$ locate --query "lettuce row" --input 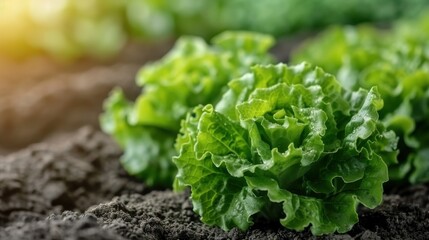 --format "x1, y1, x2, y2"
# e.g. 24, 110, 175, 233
130, 0, 429, 38
174, 63, 397, 235
292, 20, 429, 183
101, 31, 274, 187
